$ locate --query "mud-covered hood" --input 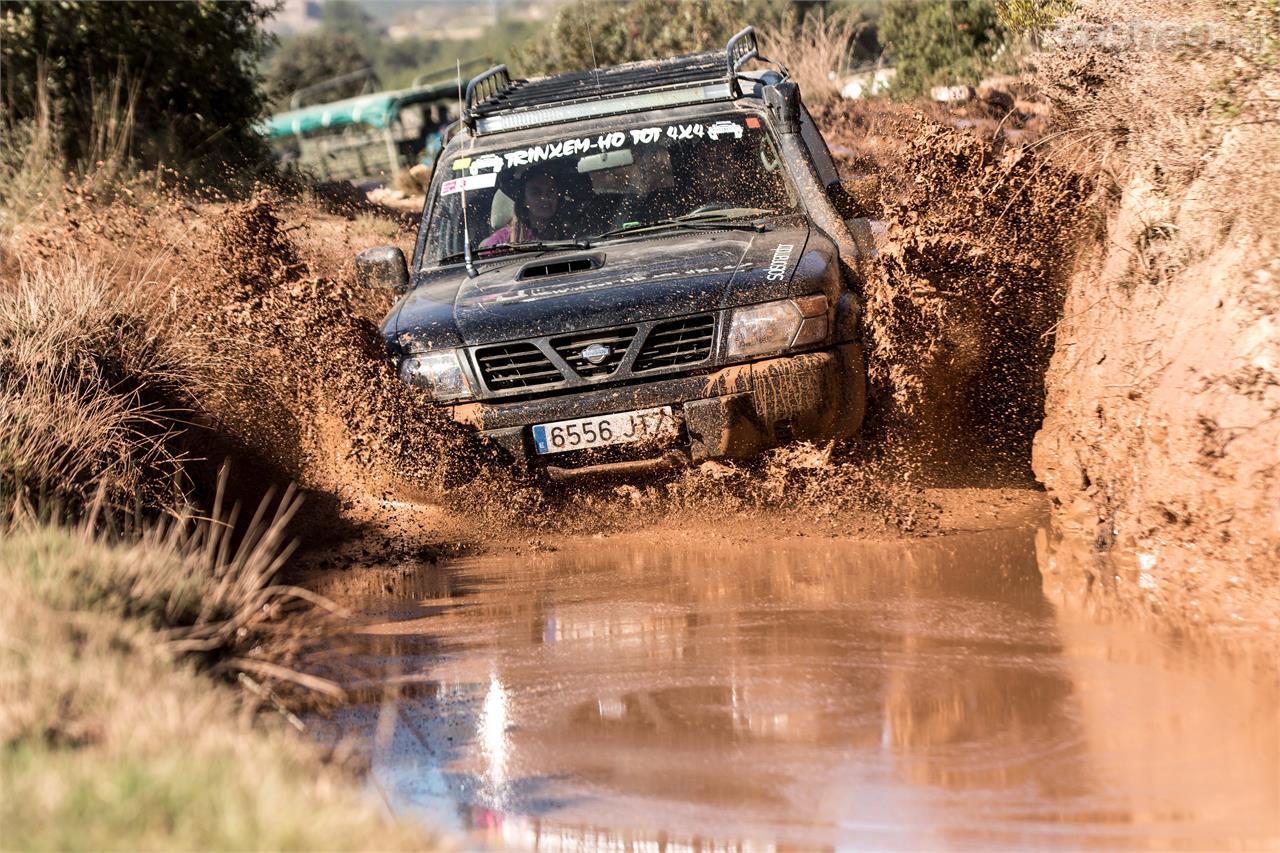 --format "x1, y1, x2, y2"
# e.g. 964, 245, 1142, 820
388, 226, 814, 350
